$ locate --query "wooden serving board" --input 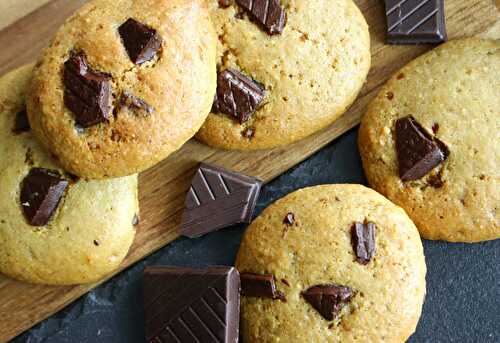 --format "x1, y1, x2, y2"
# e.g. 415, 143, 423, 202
0, 0, 498, 341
